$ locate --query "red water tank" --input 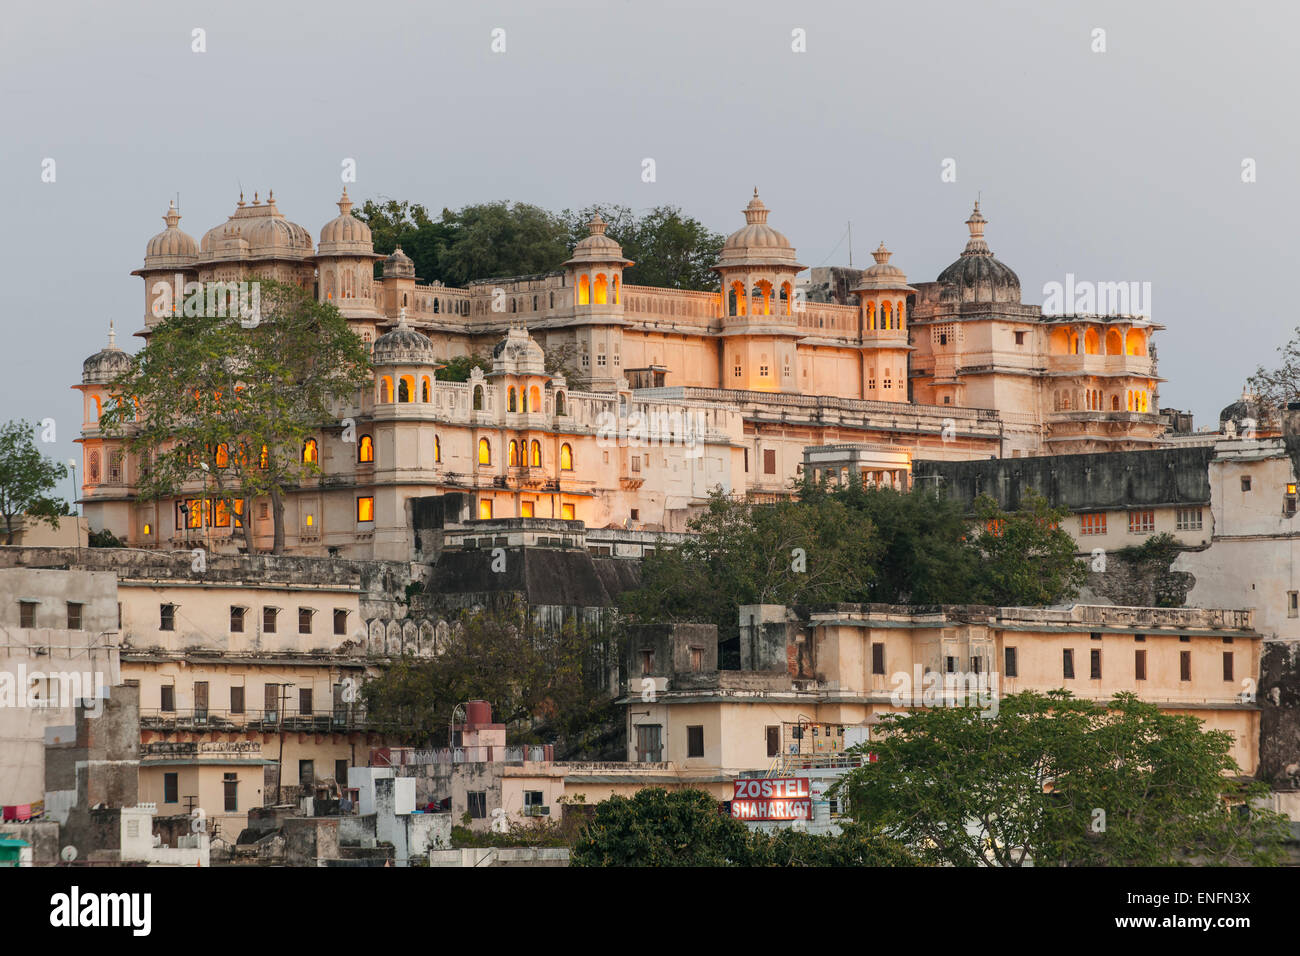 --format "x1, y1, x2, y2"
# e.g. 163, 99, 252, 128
466, 700, 492, 727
